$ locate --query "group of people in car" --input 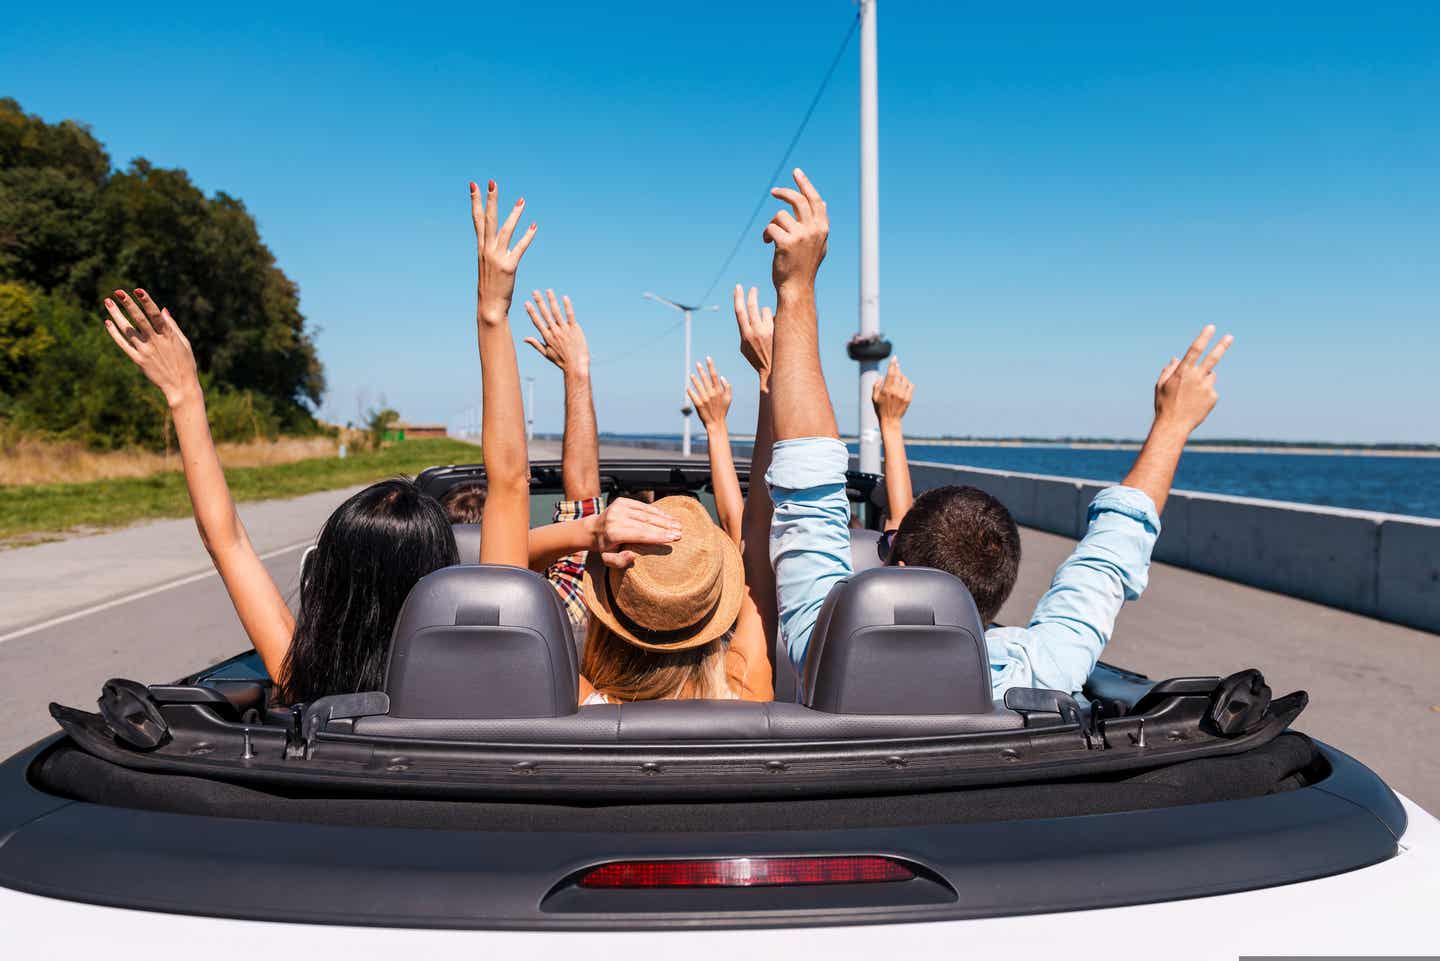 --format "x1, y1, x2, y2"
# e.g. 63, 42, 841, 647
101, 169, 1232, 709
